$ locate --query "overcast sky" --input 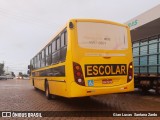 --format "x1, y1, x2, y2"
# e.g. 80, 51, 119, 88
0, 0, 160, 75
